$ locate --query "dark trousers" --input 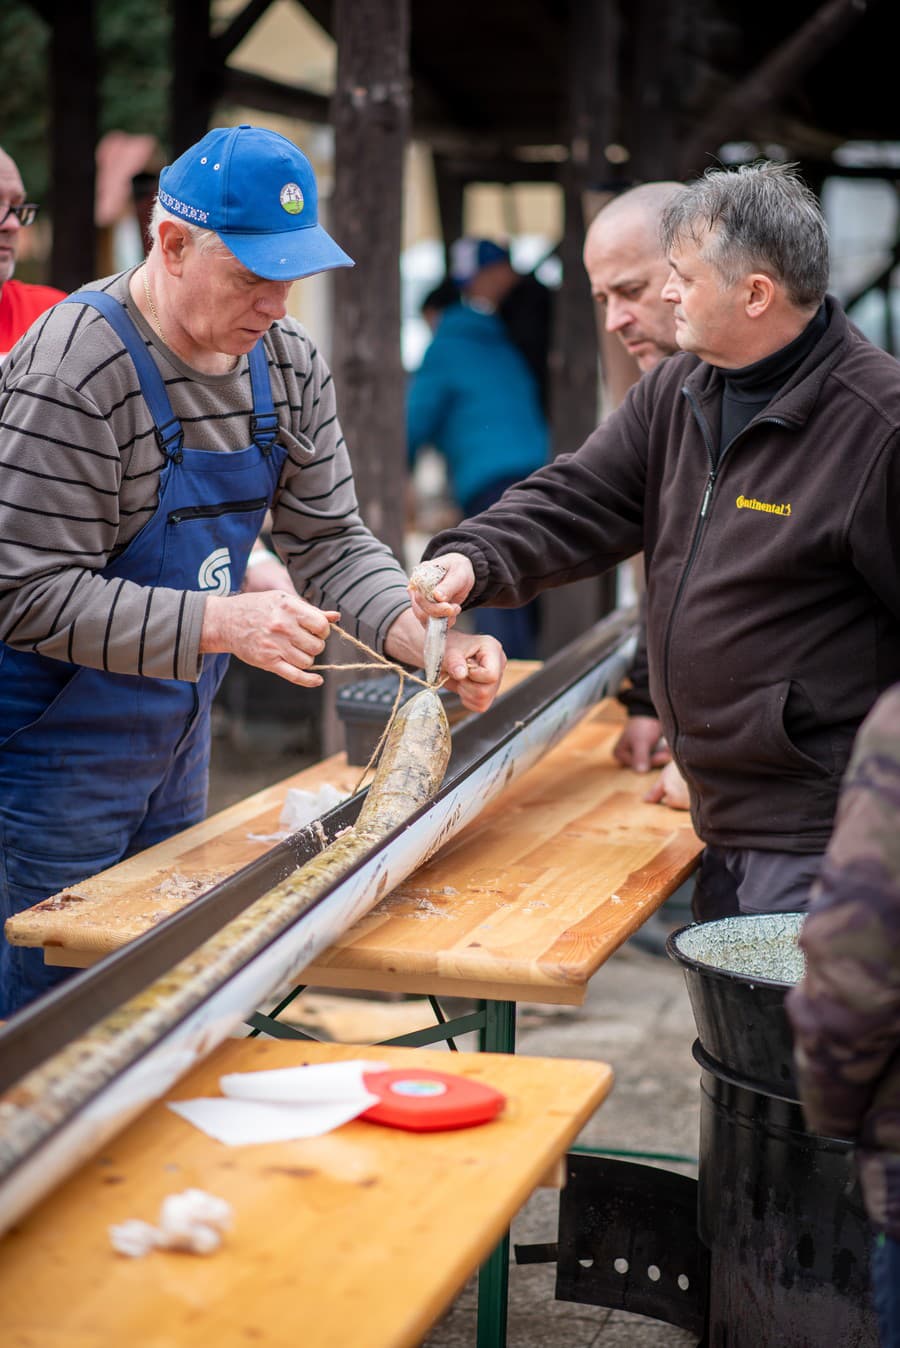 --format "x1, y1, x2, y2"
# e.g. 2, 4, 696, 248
691, 845, 824, 922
